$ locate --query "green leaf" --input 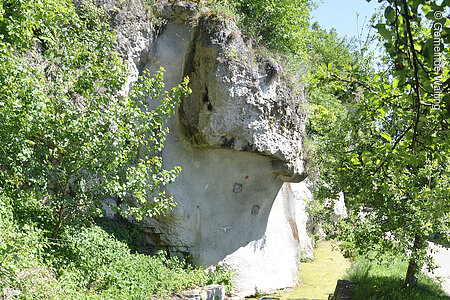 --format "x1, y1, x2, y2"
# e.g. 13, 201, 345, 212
421, 4, 432, 15
375, 24, 391, 40
422, 38, 433, 62
384, 7, 395, 23
381, 133, 392, 142
392, 78, 399, 88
